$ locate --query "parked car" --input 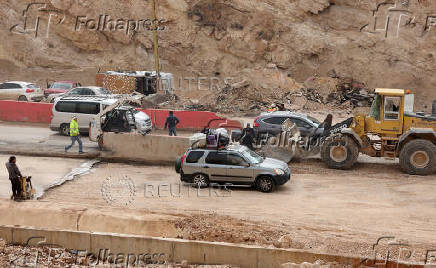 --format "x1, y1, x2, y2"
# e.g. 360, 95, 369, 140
175, 145, 291, 192
254, 111, 322, 137
44, 81, 81, 97
47, 86, 111, 103
0, 81, 44, 102
50, 96, 151, 136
